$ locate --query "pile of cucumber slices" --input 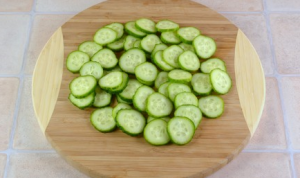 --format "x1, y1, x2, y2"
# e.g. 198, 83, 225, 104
67, 18, 232, 146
